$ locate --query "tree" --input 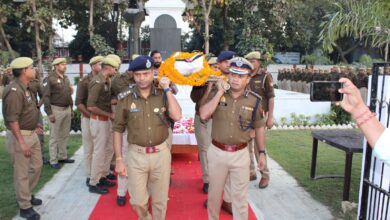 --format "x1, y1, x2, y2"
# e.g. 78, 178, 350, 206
319, 0, 390, 62
0, 4, 16, 59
